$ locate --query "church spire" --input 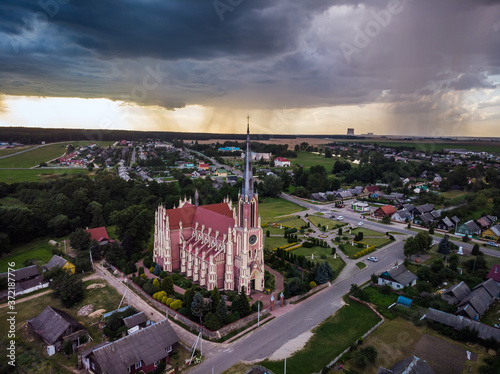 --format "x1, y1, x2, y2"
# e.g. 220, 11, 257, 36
194, 189, 199, 207
242, 116, 254, 198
